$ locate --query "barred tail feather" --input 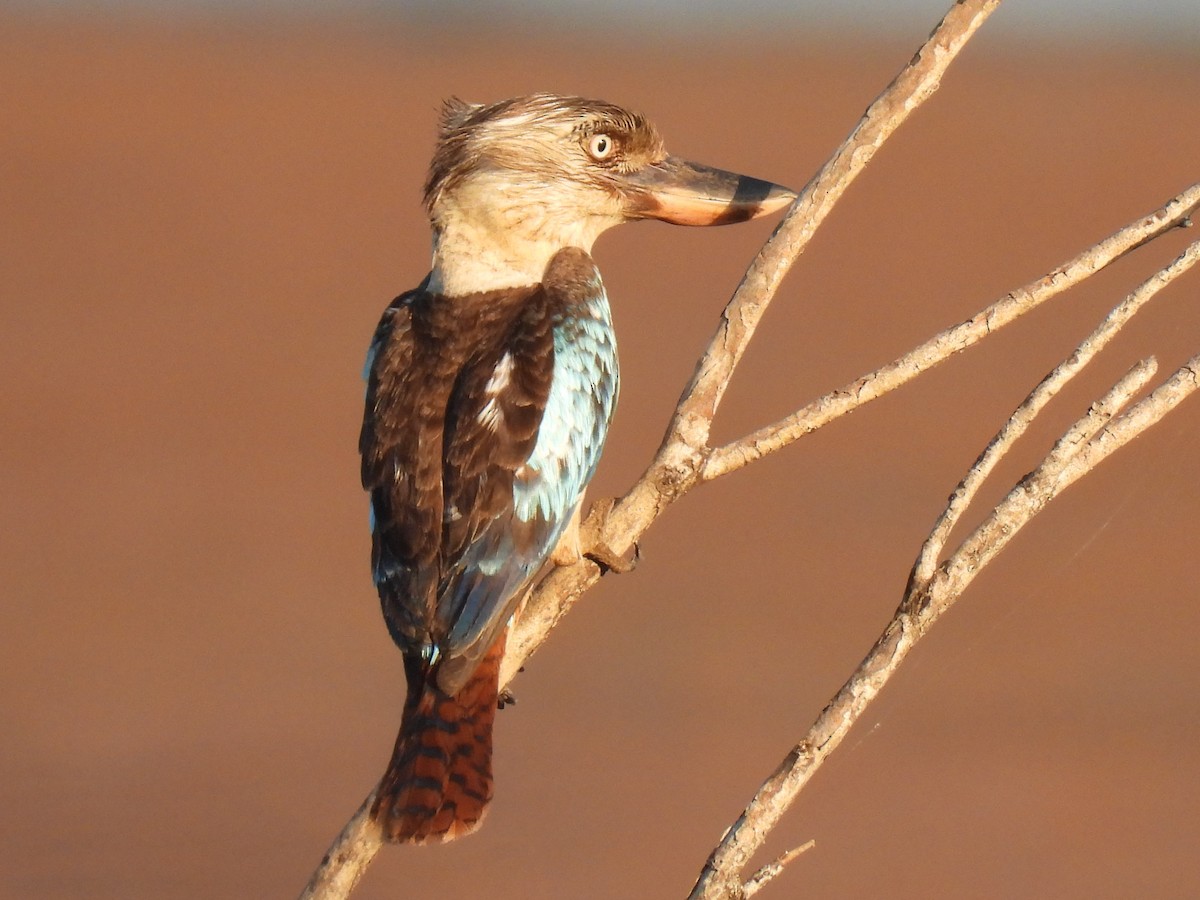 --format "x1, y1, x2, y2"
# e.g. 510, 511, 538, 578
371, 632, 505, 843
